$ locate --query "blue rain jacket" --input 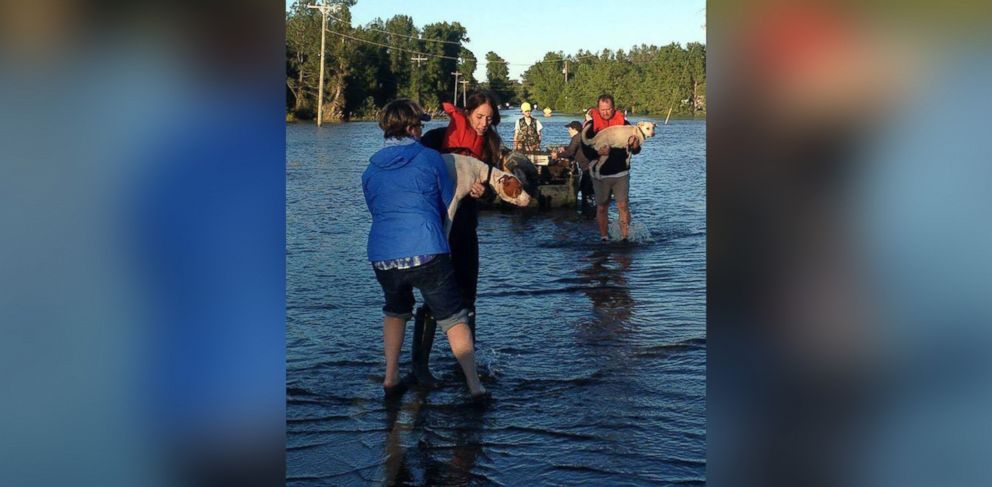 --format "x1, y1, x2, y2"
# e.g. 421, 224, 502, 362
362, 141, 454, 262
